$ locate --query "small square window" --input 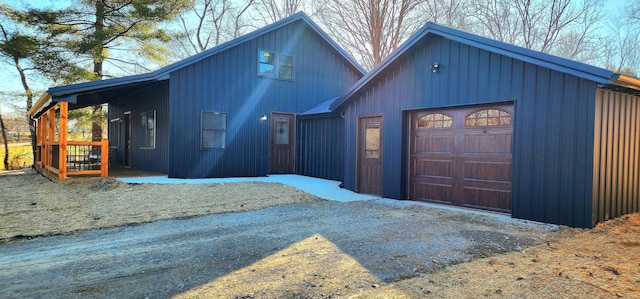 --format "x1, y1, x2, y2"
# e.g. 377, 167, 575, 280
258, 50, 294, 81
